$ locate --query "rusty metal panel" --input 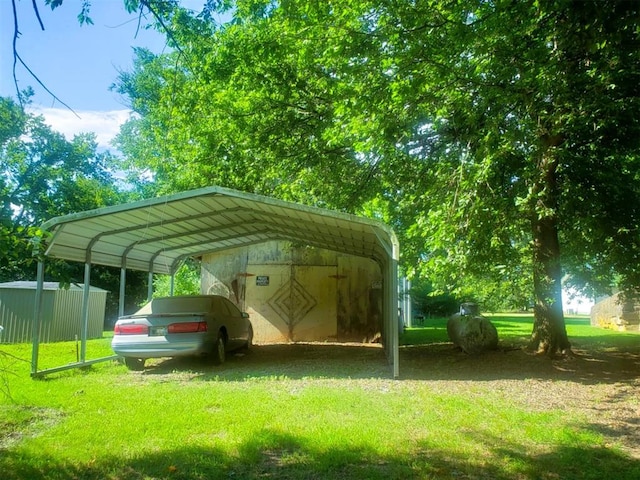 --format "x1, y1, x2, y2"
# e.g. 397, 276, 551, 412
202, 242, 340, 344
203, 243, 390, 344
245, 264, 339, 343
